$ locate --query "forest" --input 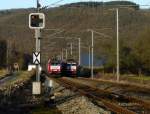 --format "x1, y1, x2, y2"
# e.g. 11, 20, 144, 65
0, 1, 150, 75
